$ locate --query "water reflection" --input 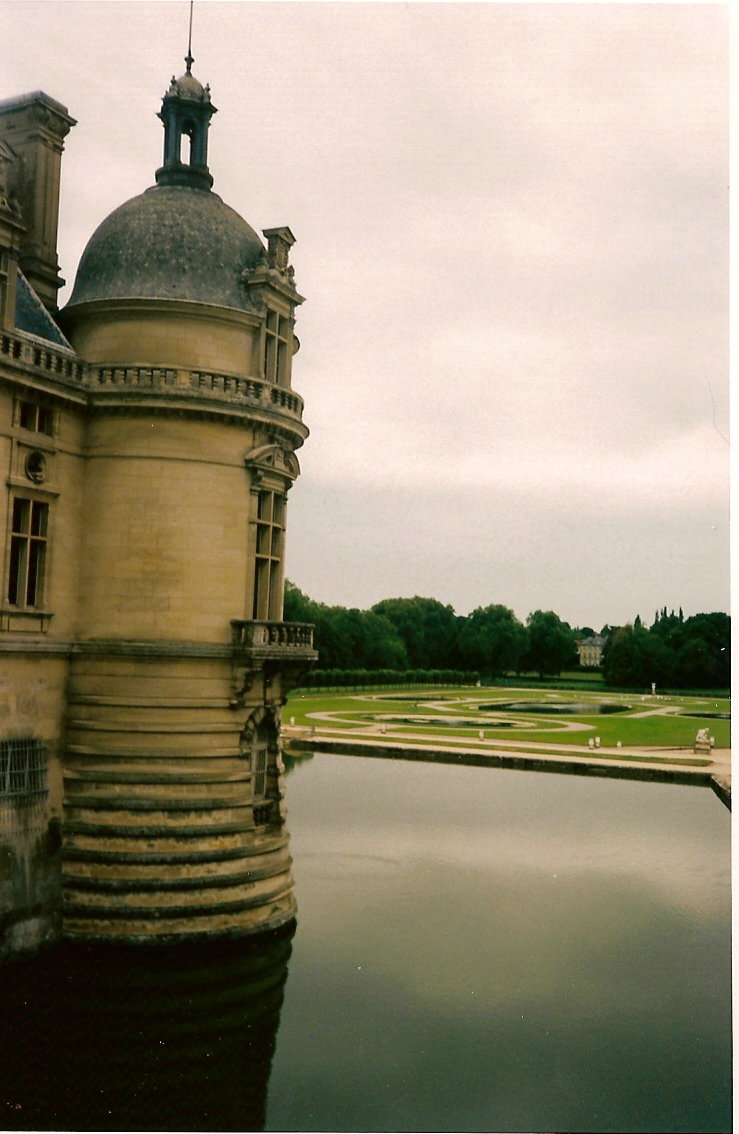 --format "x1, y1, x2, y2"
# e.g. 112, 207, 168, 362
268, 755, 731, 1134
0, 924, 294, 1131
